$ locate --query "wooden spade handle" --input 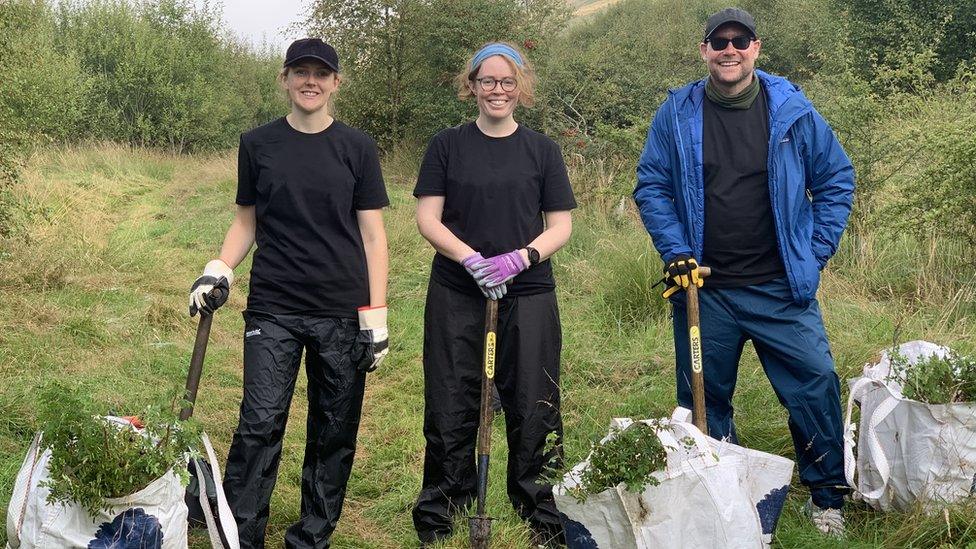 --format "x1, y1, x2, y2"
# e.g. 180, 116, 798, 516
475, 299, 499, 517
180, 288, 225, 421
686, 266, 710, 434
